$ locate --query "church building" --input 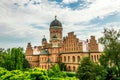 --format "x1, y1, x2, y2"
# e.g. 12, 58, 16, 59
25, 16, 101, 71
